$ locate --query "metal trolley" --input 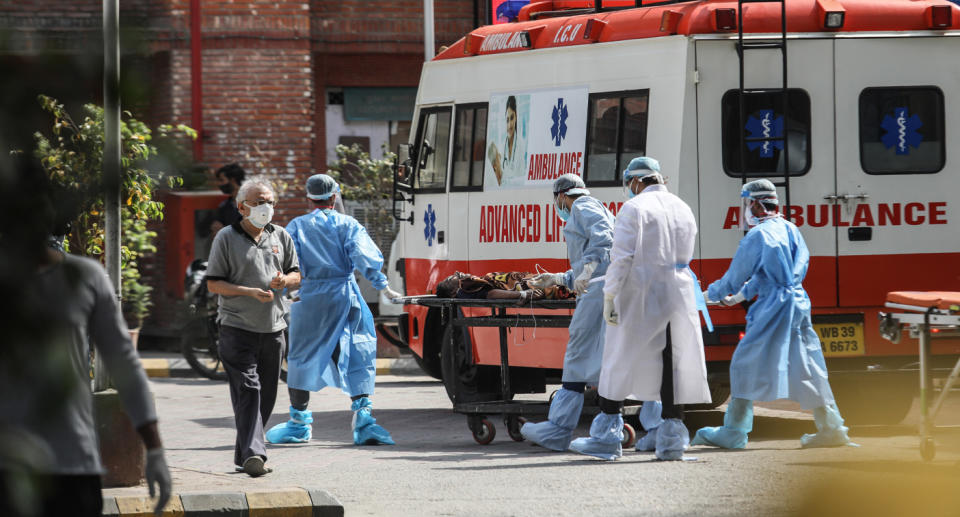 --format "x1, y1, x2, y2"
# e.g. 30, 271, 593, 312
402, 296, 638, 446
879, 291, 960, 460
